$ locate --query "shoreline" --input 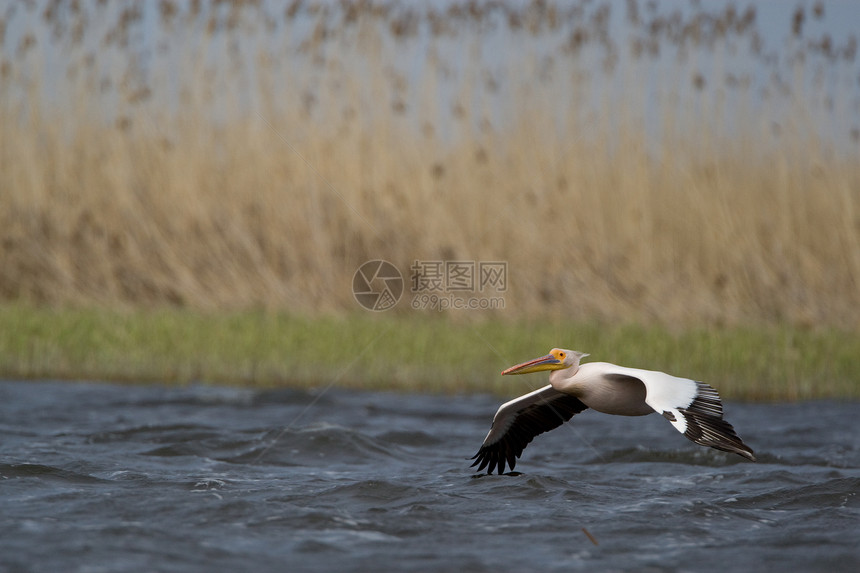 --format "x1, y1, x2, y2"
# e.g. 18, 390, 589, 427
2, 305, 857, 401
